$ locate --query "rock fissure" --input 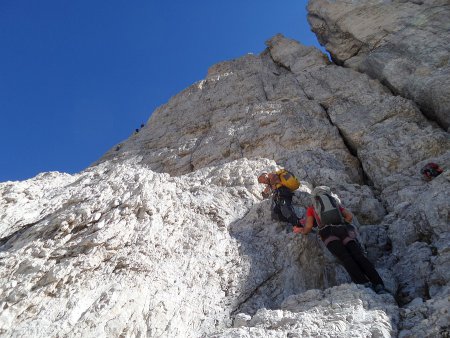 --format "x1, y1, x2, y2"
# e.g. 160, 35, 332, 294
231, 268, 282, 316
188, 117, 213, 172
318, 102, 379, 192
0, 222, 38, 251
308, 0, 450, 130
